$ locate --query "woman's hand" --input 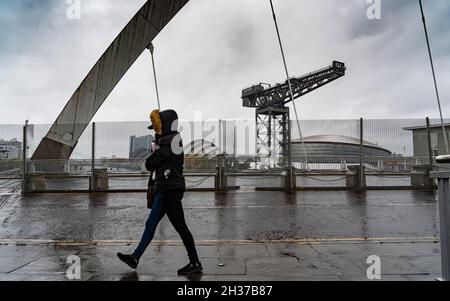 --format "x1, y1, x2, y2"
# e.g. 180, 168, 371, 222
151, 141, 160, 153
